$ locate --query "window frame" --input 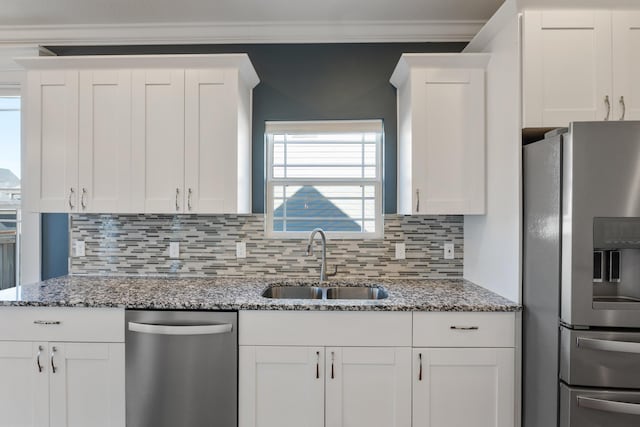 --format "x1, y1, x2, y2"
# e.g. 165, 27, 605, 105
264, 120, 384, 240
